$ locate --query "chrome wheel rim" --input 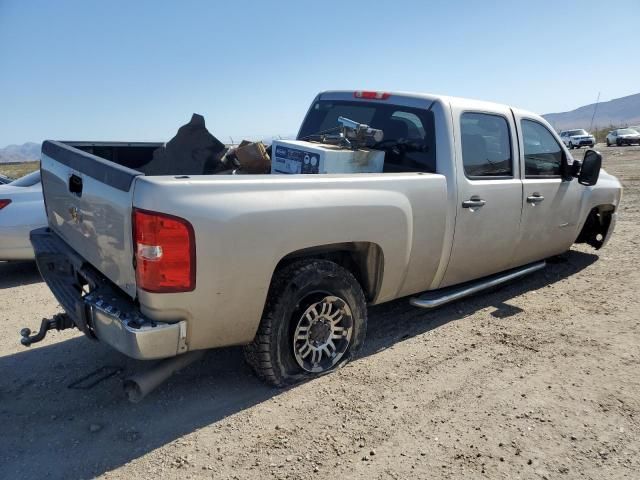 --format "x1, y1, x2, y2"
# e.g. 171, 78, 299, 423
292, 295, 354, 373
